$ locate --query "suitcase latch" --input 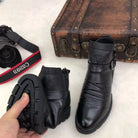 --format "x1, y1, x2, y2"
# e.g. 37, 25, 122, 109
59, 39, 69, 54
81, 42, 89, 53
116, 44, 126, 52
125, 38, 138, 58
